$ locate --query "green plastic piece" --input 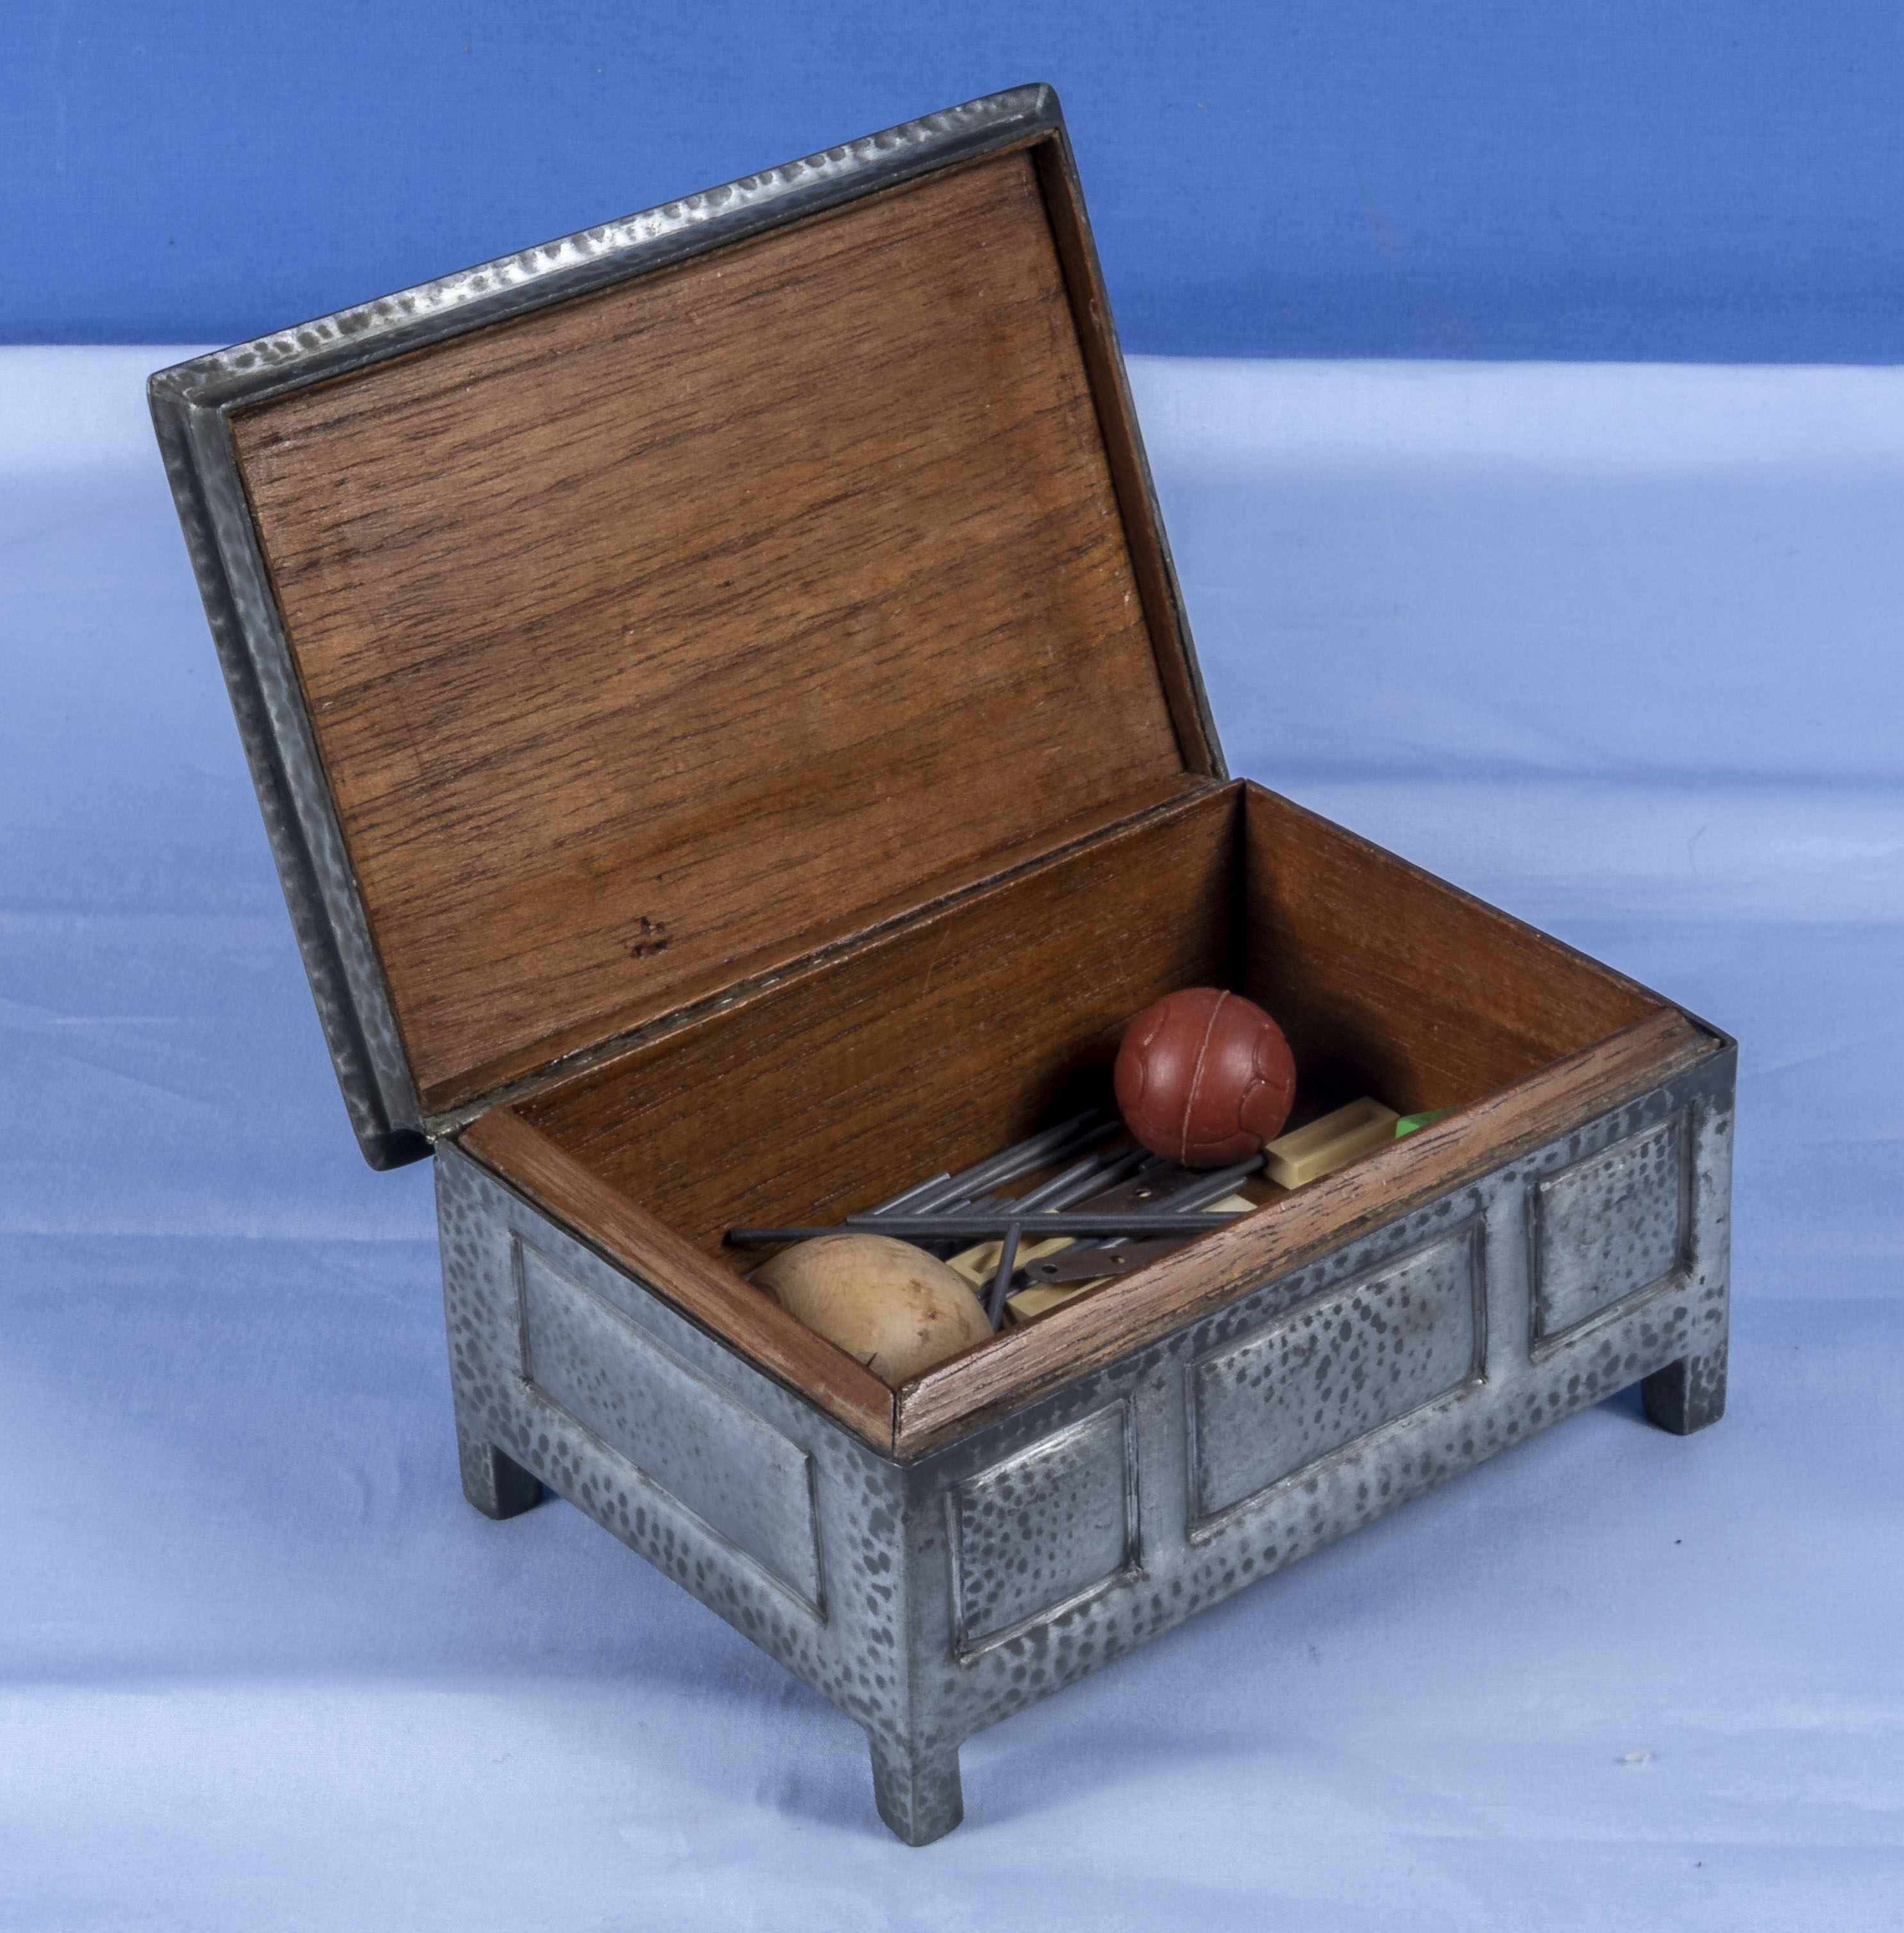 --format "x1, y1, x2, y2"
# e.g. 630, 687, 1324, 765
1394, 1108, 1455, 1139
